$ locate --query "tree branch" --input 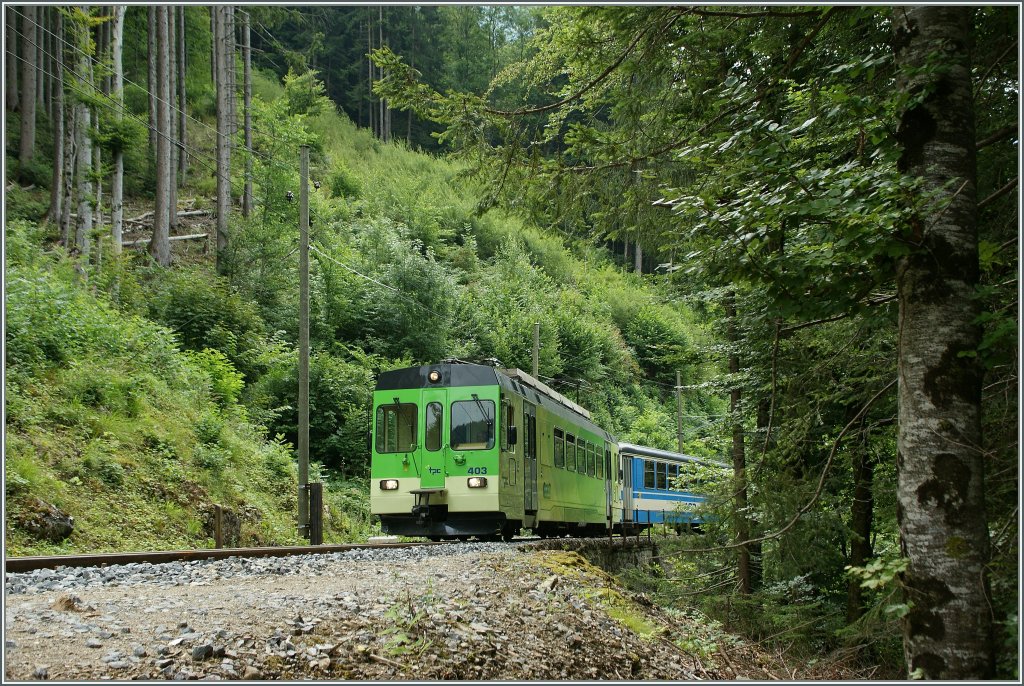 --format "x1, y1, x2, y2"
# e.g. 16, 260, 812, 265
975, 39, 1018, 96
976, 123, 1017, 150
654, 378, 897, 558
483, 9, 677, 117
690, 8, 825, 19
978, 176, 1018, 210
